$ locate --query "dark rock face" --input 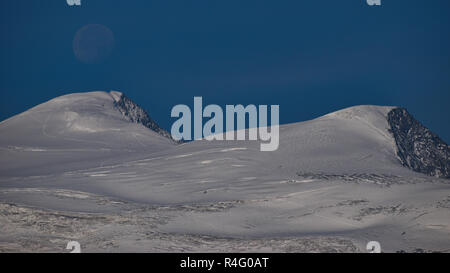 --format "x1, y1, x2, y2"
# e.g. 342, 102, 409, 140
387, 108, 450, 178
113, 93, 173, 140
